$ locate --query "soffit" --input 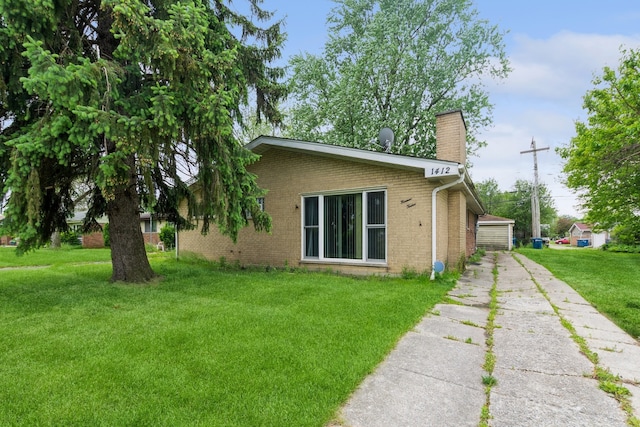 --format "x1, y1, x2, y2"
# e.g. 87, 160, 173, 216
247, 136, 461, 181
